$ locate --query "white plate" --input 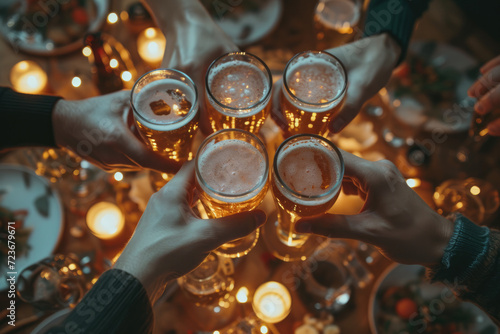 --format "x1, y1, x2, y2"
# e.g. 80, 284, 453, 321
213, 0, 282, 46
0, 0, 109, 56
0, 164, 64, 290
369, 263, 498, 334
388, 41, 478, 133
